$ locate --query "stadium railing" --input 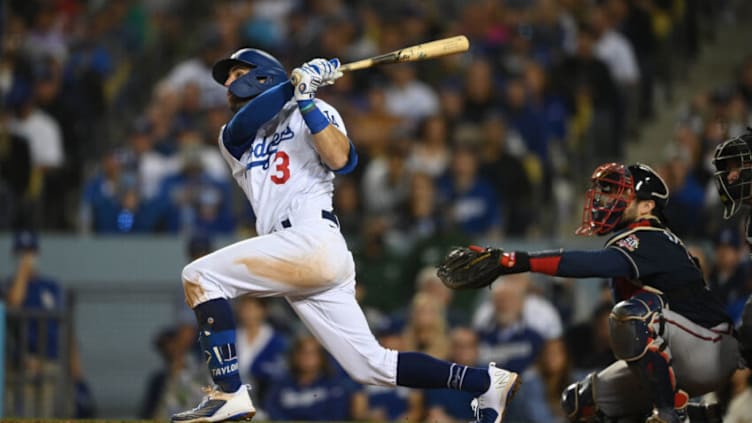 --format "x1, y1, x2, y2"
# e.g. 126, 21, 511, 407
1, 297, 74, 418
